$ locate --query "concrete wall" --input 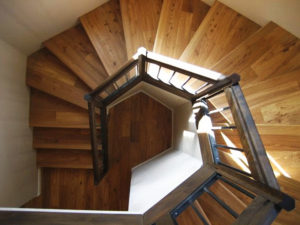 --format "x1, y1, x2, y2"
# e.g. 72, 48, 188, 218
0, 39, 37, 207
203, 0, 300, 38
